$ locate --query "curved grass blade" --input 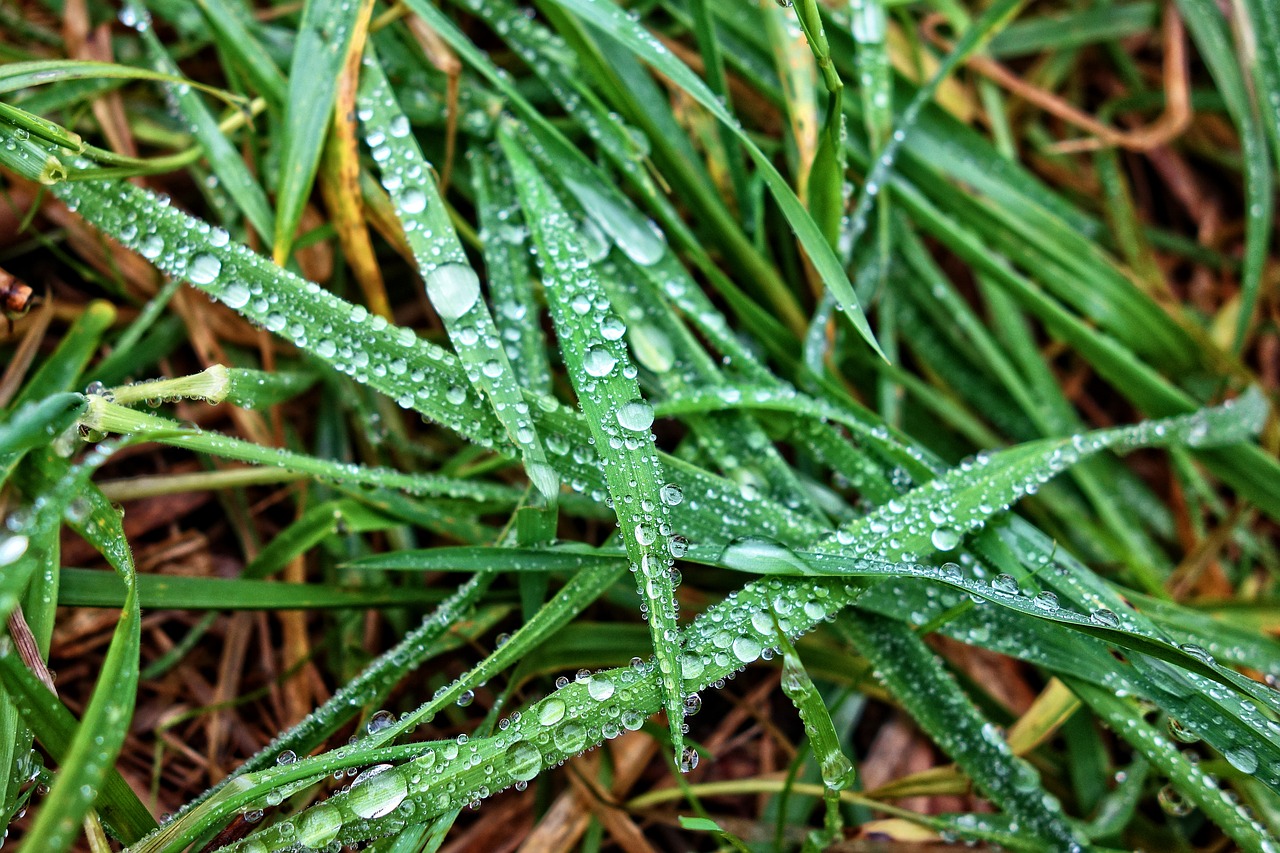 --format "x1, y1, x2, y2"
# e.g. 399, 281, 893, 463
536, 0, 885, 358
52, 177, 508, 449
0, 652, 155, 842
839, 612, 1086, 849
1173, 0, 1272, 352
130, 574, 496, 852
1070, 678, 1279, 852
78, 396, 520, 504
16, 454, 141, 852
774, 628, 853, 848
125, 0, 274, 244
0, 393, 85, 458
499, 122, 687, 762
356, 57, 558, 503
